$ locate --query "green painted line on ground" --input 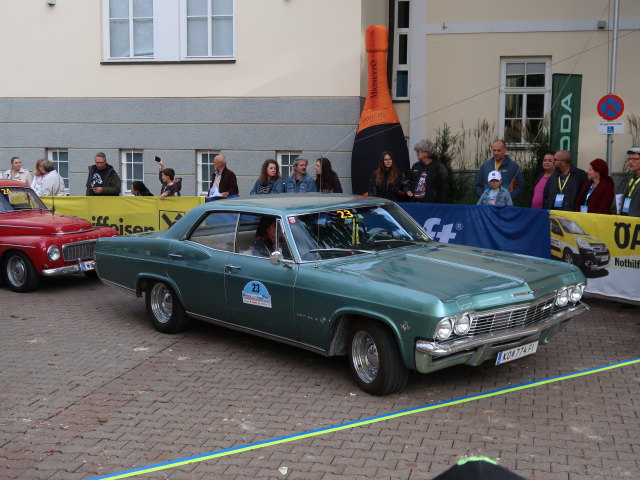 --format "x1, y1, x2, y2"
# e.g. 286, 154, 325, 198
90, 357, 640, 480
